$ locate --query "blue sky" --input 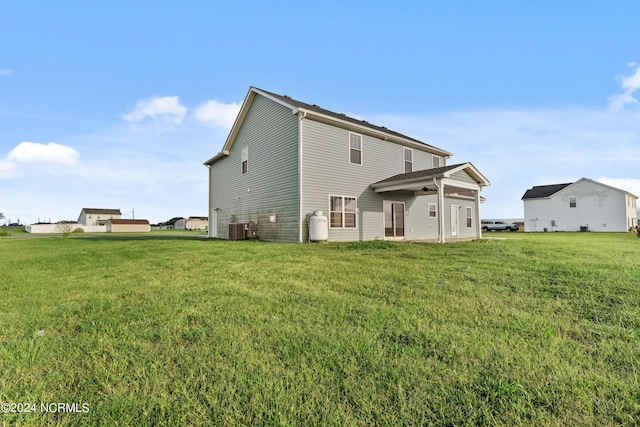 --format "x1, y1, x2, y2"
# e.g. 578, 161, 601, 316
2, 1, 640, 224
